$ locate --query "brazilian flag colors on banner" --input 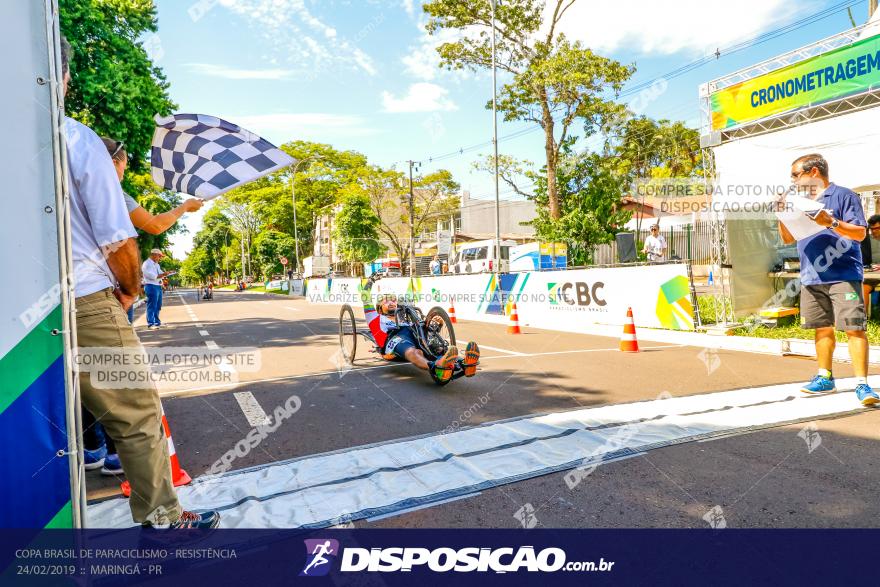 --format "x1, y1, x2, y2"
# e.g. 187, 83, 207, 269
710, 32, 880, 130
